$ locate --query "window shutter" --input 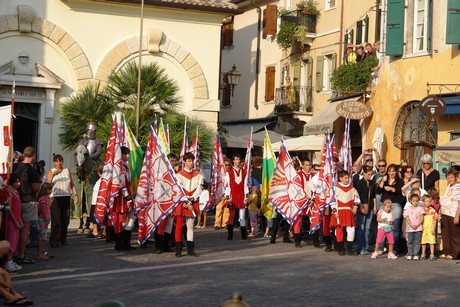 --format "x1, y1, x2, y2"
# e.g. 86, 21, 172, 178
349, 29, 354, 45
331, 53, 337, 69
344, 33, 349, 51
262, 4, 277, 39
446, 0, 460, 44
265, 66, 276, 101
364, 15, 369, 43
375, 6, 381, 41
222, 83, 231, 106
356, 20, 363, 44
386, 0, 405, 55
315, 56, 324, 92
306, 57, 313, 111
293, 59, 301, 88
222, 17, 234, 48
